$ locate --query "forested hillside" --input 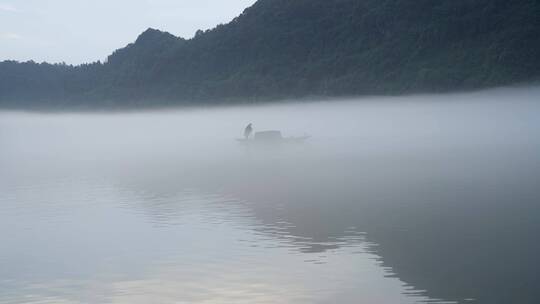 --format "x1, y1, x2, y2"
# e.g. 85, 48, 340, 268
1, 0, 539, 109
